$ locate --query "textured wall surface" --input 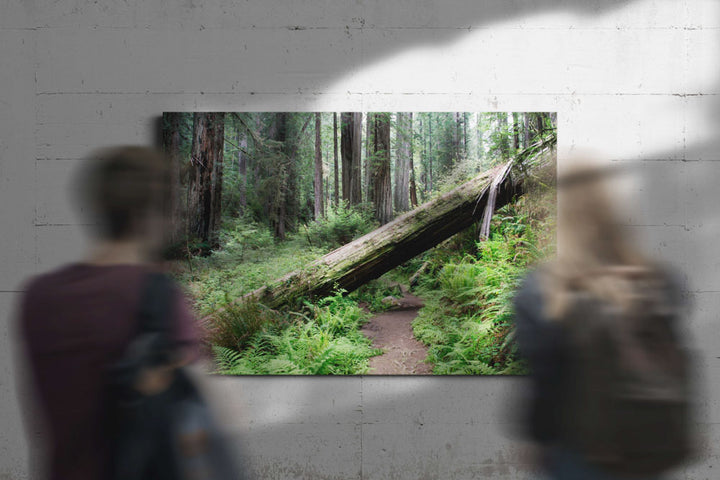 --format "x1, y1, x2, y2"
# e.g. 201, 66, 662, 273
1, 1, 718, 478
